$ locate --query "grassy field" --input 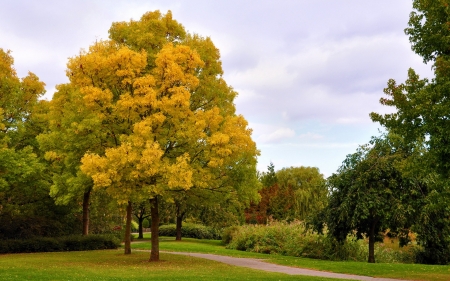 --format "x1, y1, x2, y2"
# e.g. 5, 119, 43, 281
132, 234, 450, 281
0, 234, 448, 280
0, 249, 346, 281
